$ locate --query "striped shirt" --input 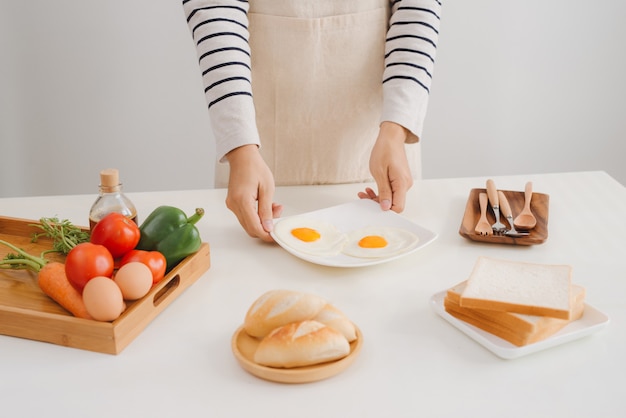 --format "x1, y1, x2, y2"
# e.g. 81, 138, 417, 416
182, 0, 442, 162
